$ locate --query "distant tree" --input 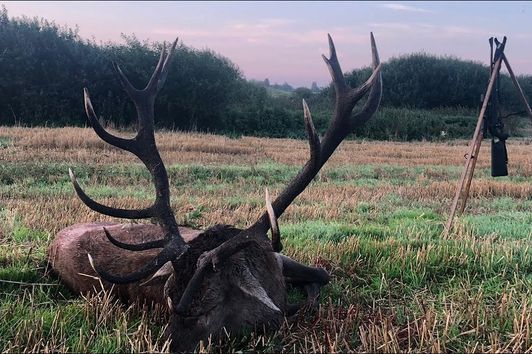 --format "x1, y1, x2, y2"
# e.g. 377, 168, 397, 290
293, 87, 313, 100
280, 82, 294, 92
0, 9, 244, 131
